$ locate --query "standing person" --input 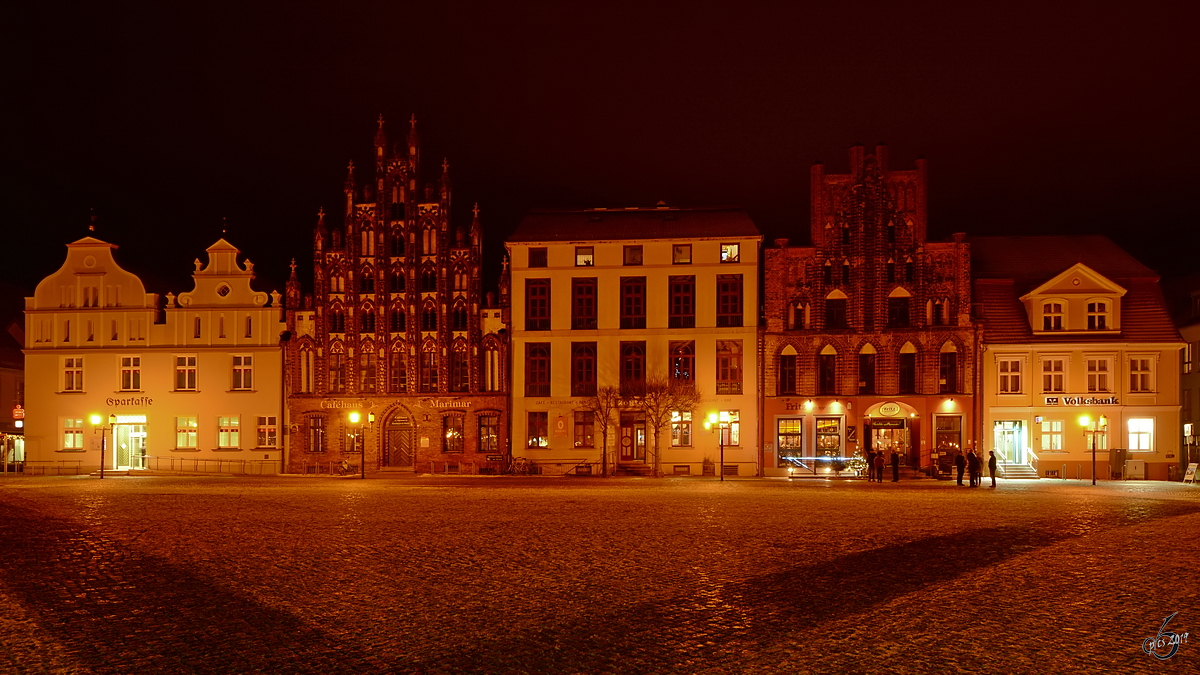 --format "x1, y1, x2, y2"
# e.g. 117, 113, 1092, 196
954, 451, 966, 485
866, 451, 876, 481
874, 451, 886, 483
967, 450, 981, 487
890, 450, 900, 482
988, 450, 998, 488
